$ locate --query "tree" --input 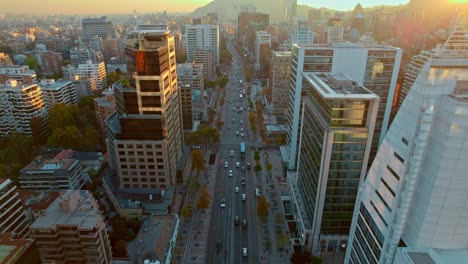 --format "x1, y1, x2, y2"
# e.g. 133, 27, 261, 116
220, 97, 225, 105
257, 195, 270, 221
191, 149, 205, 176
30, 116, 45, 145
266, 162, 272, 174
254, 163, 262, 172
196, 187, 211, 210
48, 103, 78, 131
216, 76, 229, 89
216, 119, 224, 130
254, 151, 260, 162
107, 71, 122, 87
24, 56, 39, 70
113, 240, 128, 257
181, 205, 193, 218
249, 111, 257, 132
